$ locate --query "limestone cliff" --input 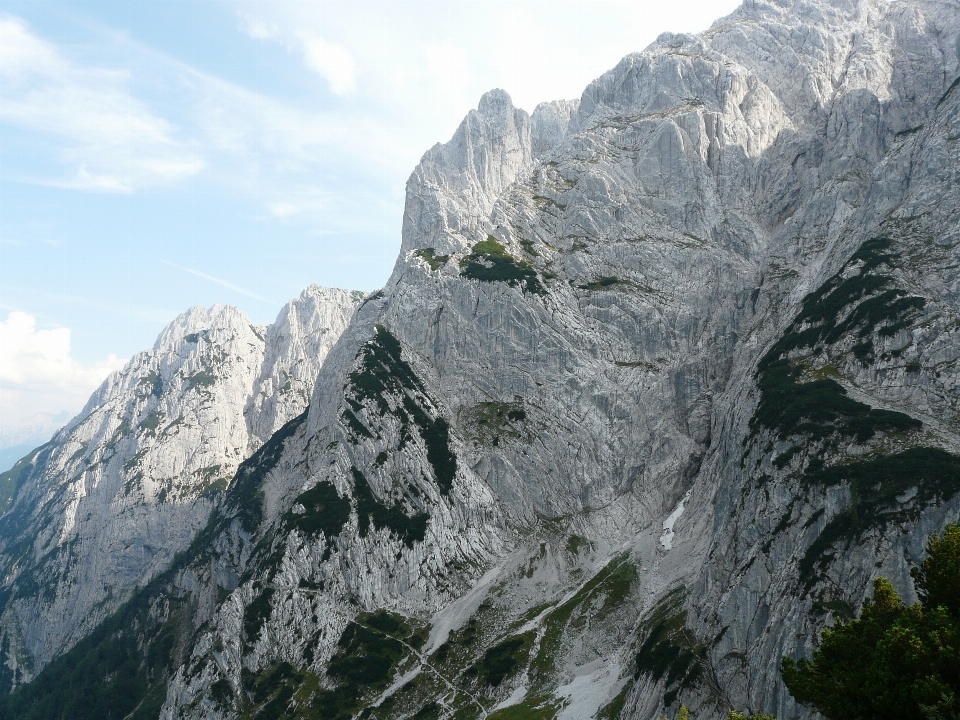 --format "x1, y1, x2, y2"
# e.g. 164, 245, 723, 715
1, 1, 958, 718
